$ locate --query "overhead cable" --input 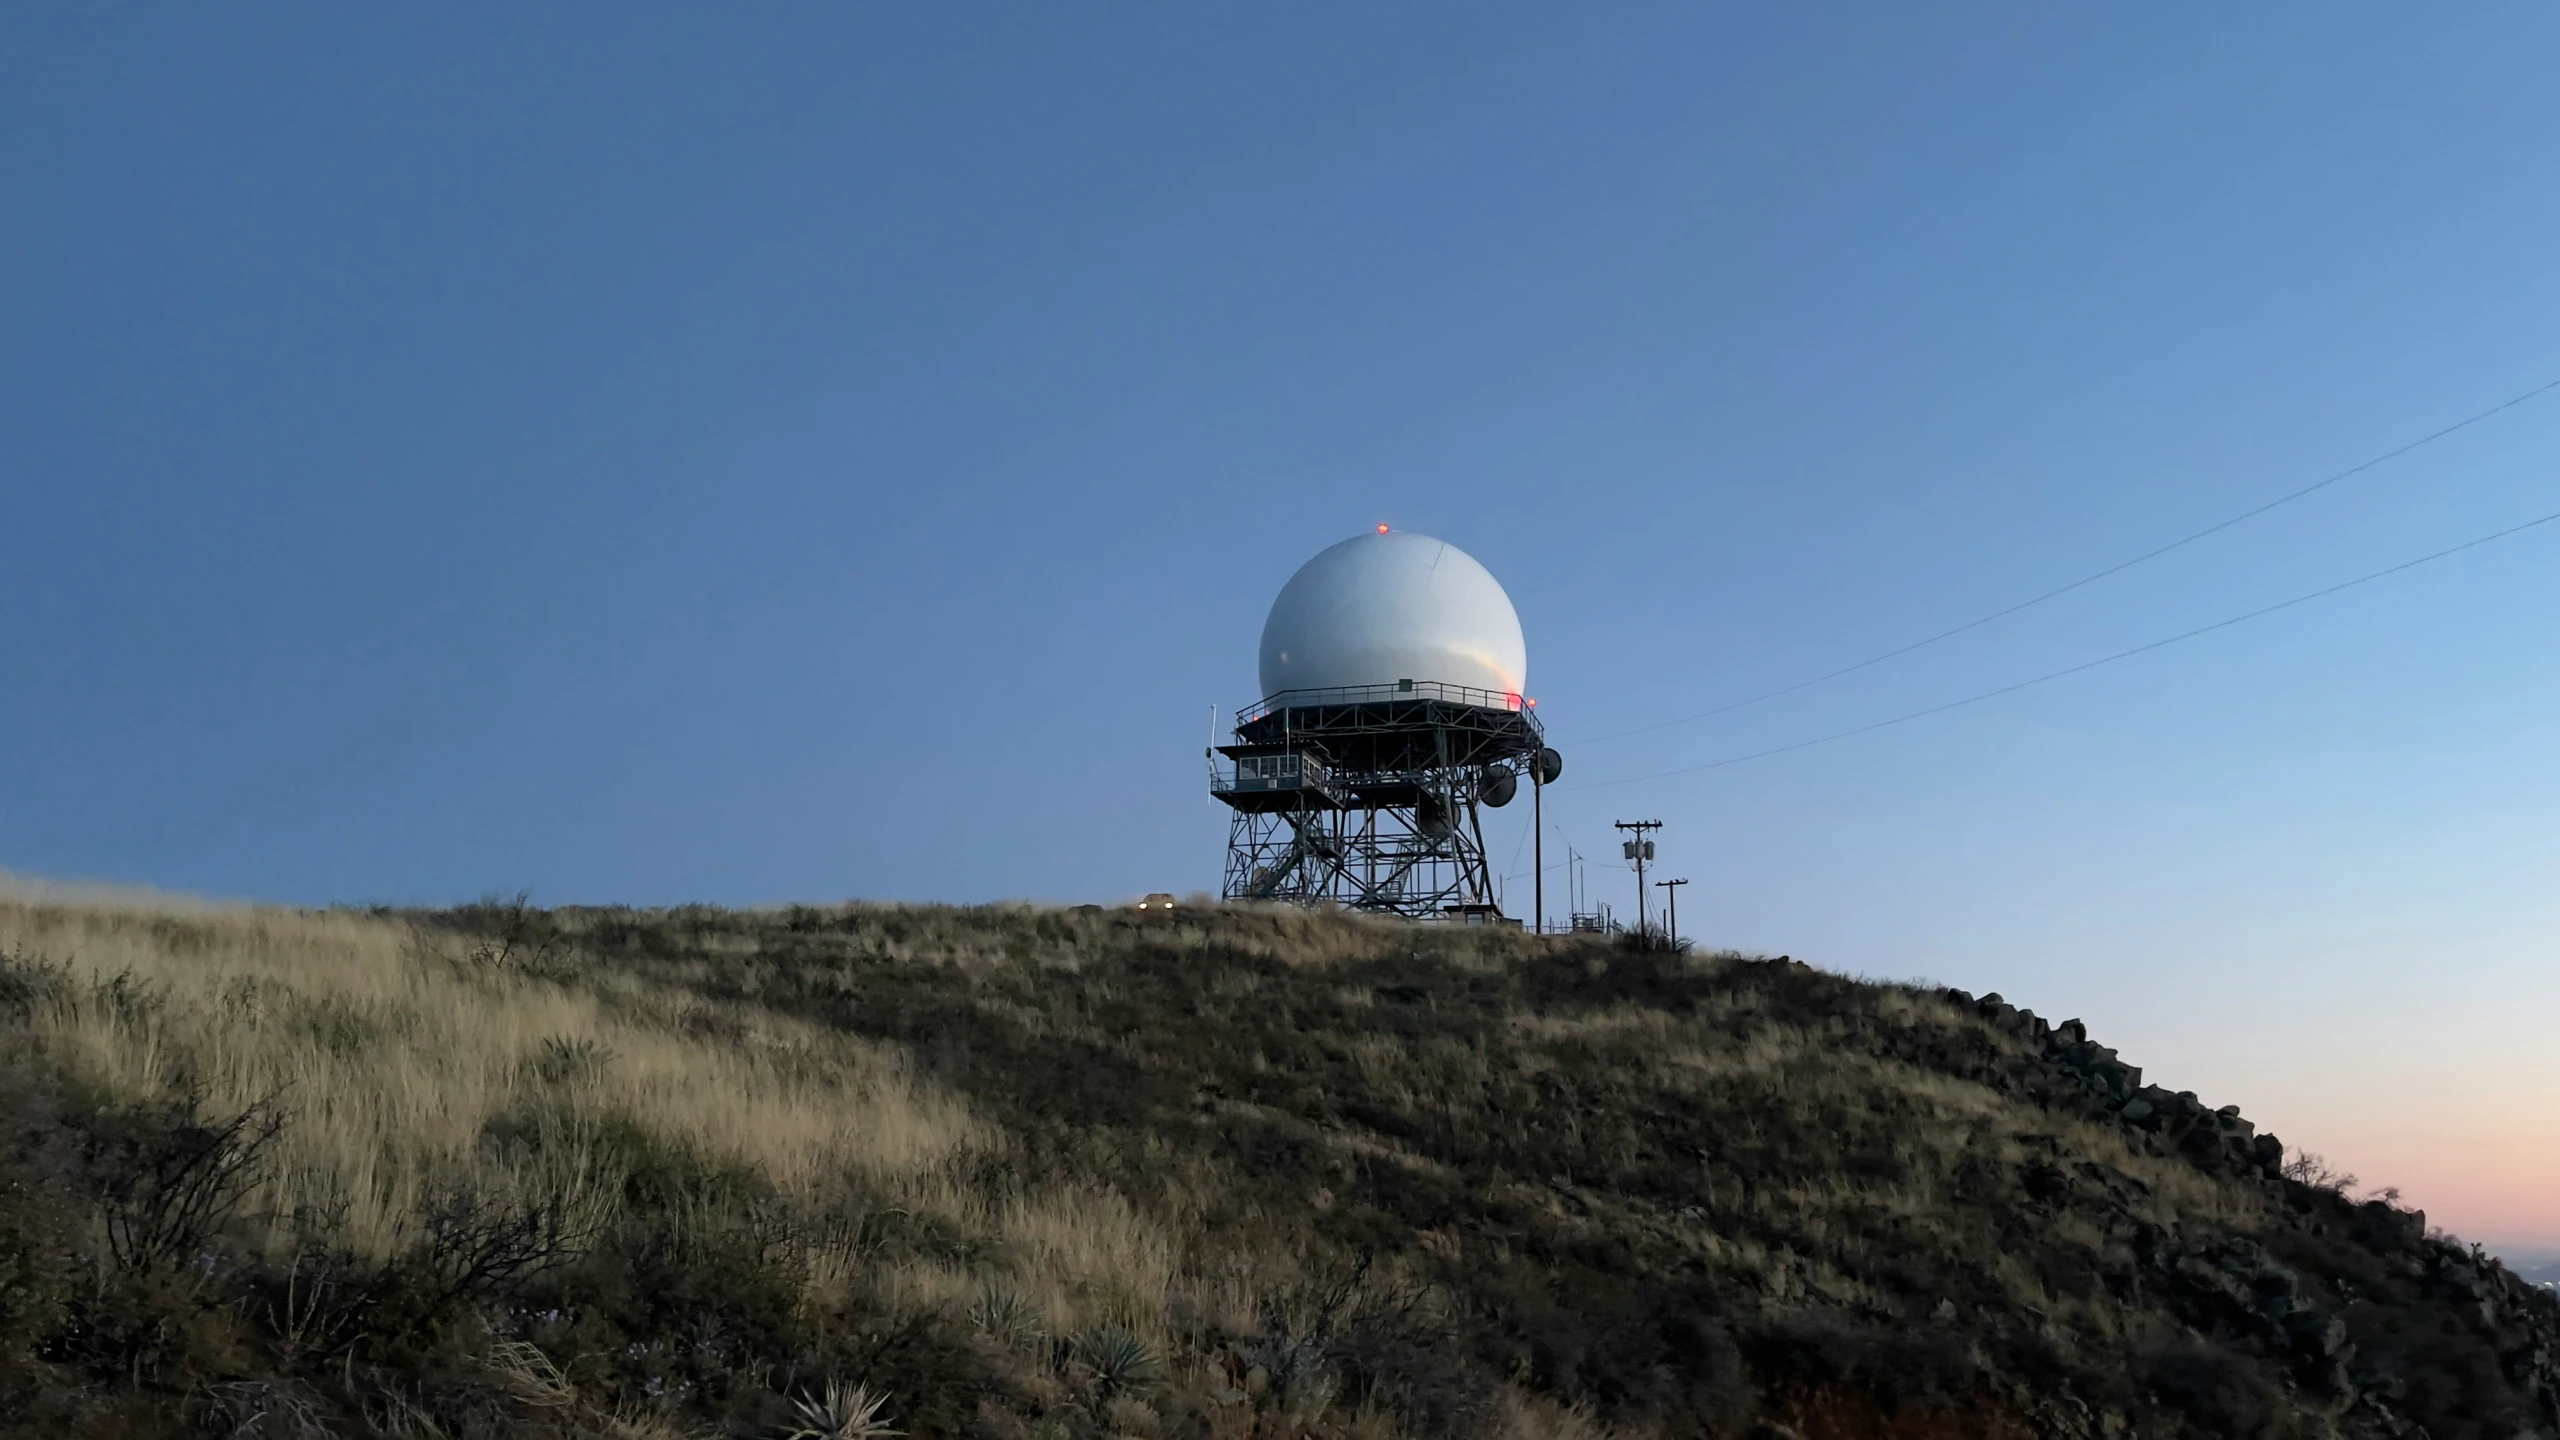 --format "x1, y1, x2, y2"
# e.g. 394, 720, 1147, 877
1572, 503, 2560, 790
1569, 376, 2560, 748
